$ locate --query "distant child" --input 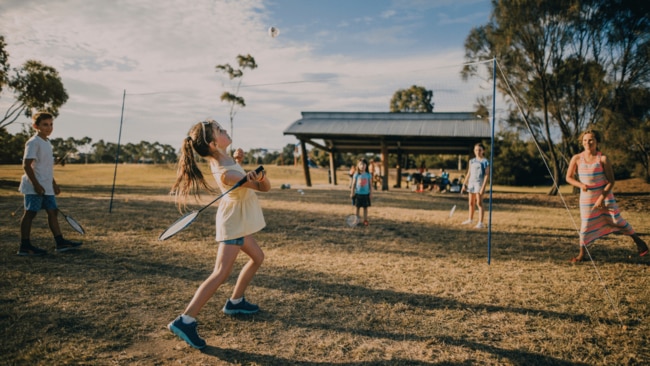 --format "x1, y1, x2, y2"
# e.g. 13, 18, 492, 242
348, 165, 355, 188
350, 158, 372, 226
17, 112, 82, 256
565, 129, 648, 262
461, 143, 490, 229
167, 120, 270, 350
438, 168, 450, 192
